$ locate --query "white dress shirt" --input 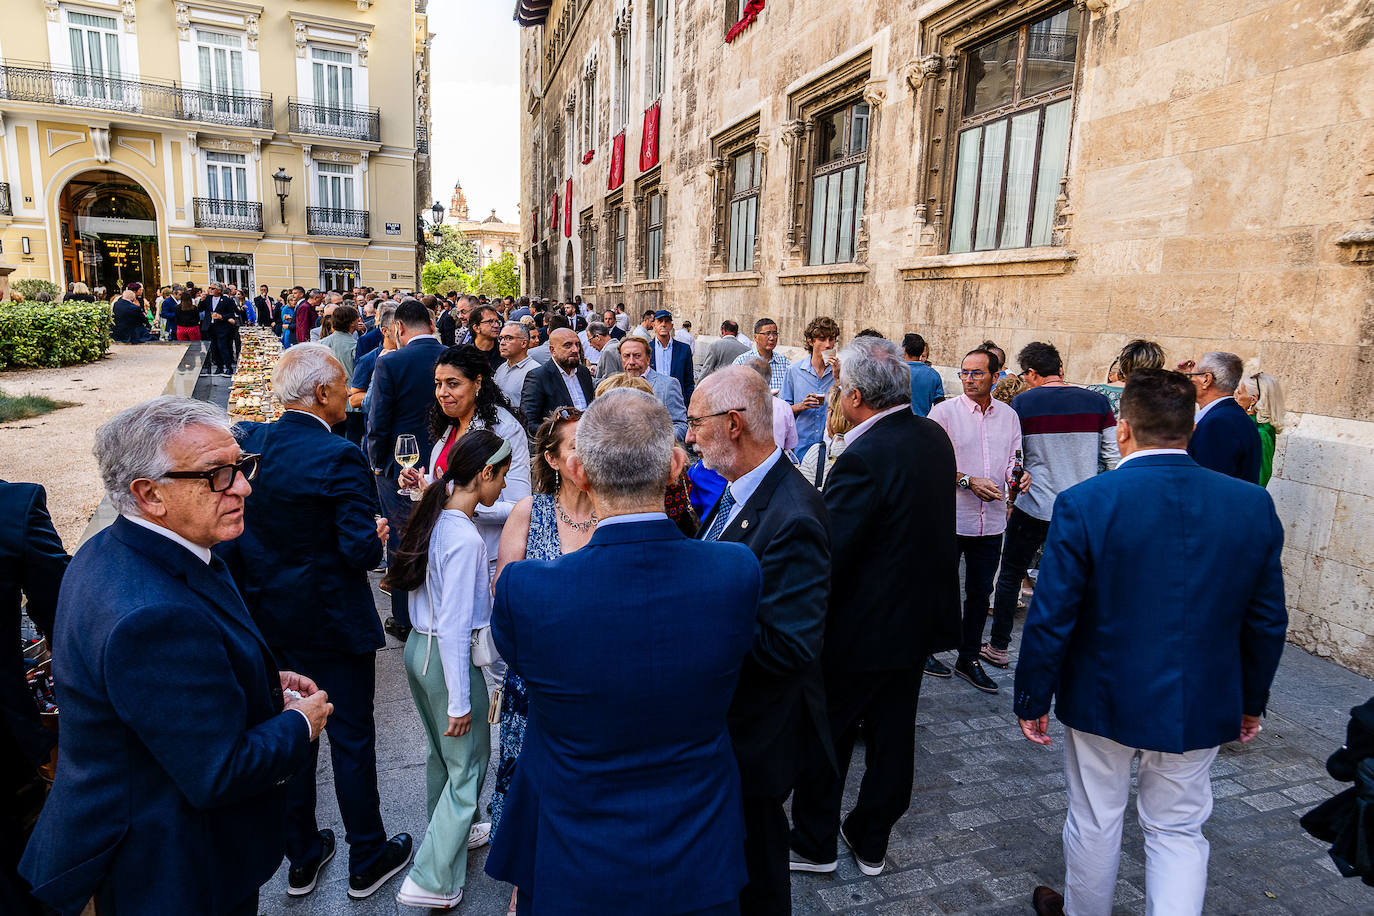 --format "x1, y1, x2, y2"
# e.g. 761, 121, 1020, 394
842, 404, 908, 448
597, 511, 668, 528
559, 364, 588, 410
718, 448, 783, 530
282, 408, 332, 431
1194, 395, 1234, 422
122, 513, 212, 564
1115, 447, 1189, 467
